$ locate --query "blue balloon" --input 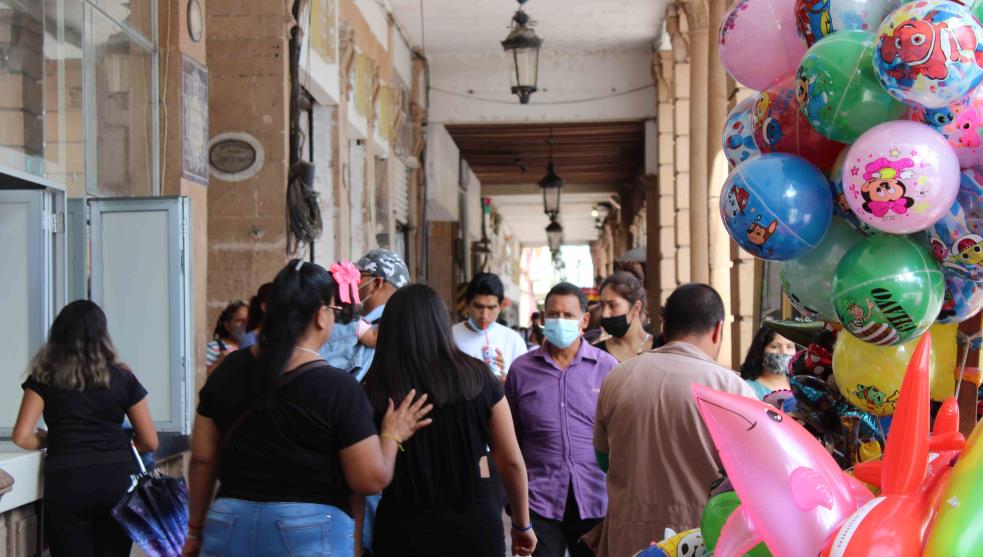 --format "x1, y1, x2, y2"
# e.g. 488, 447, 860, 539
938, 270, 983, 324
721, 153, 834, 261
927, 167, 983, 280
